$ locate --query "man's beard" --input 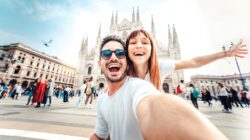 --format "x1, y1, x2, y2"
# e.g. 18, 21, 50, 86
103, 70, 127, 83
